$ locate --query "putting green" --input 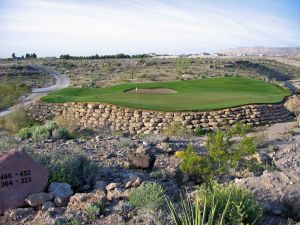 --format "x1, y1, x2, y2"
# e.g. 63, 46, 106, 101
41, 77, 290, 112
